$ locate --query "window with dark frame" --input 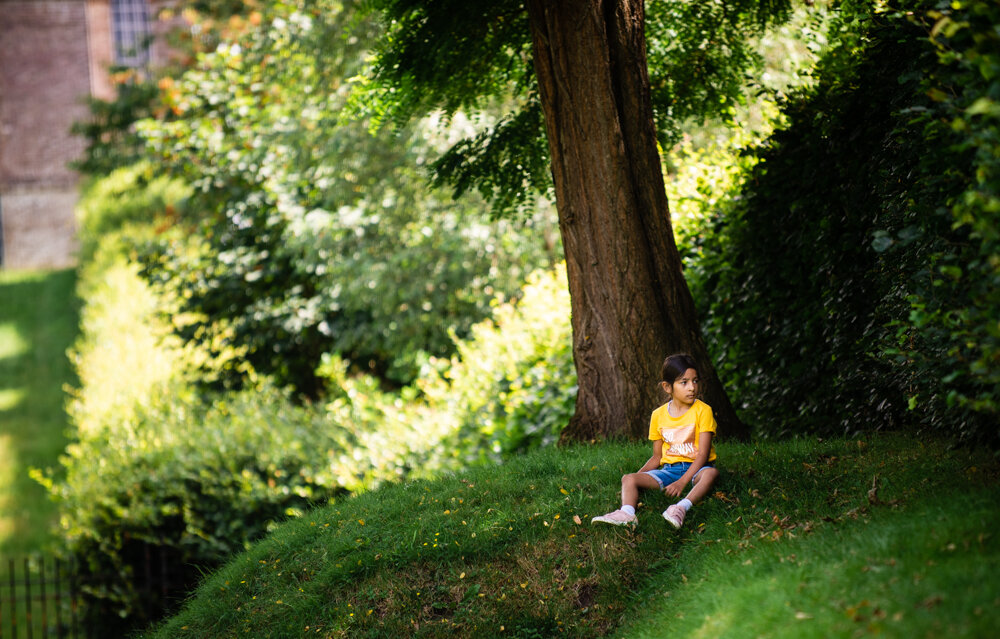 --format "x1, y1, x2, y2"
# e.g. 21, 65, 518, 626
111, 0, 152, 67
